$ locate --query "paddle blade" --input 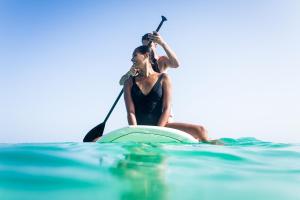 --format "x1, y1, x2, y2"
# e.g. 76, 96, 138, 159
83, 122, 105, 142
